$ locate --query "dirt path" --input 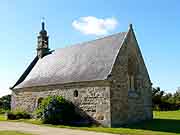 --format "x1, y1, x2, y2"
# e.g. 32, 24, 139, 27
0, 121, 118, 135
